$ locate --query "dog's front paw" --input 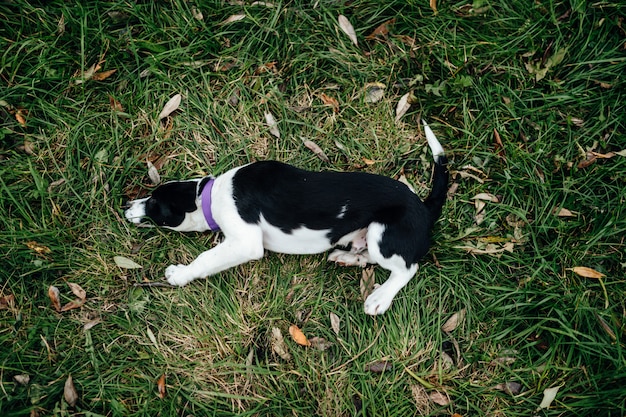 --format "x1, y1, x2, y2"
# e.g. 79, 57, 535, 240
165, 264, 192, 286
363, 285, 393, 315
